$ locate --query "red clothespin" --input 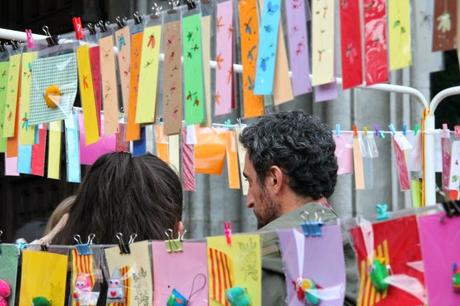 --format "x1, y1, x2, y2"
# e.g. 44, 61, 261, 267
25, 29, 35, 49
224, 221, 232, 246
454, 125, 460, 139
352, 124, 358, 137
72, 16, 85, 40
